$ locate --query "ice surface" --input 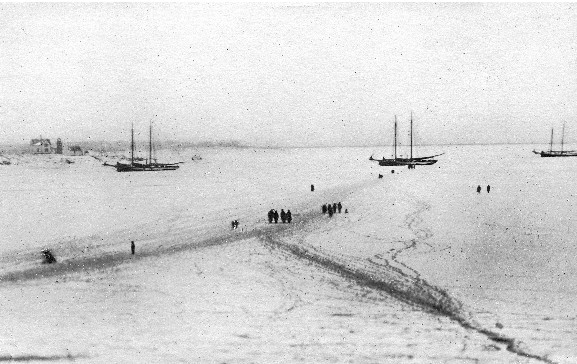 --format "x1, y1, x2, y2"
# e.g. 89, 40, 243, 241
0, 145, 575, 363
